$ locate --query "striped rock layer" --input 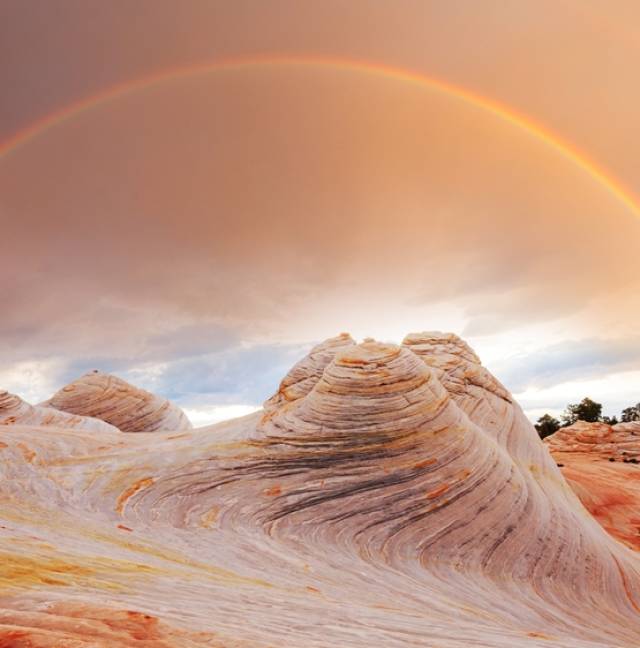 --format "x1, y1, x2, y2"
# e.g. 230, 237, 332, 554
1, 333, 640, 647
43, 370, 192, 433
264, 332, 355, 411
546, 420, 640, 459
547, 420, 640, 550
0, 389, 118, 433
